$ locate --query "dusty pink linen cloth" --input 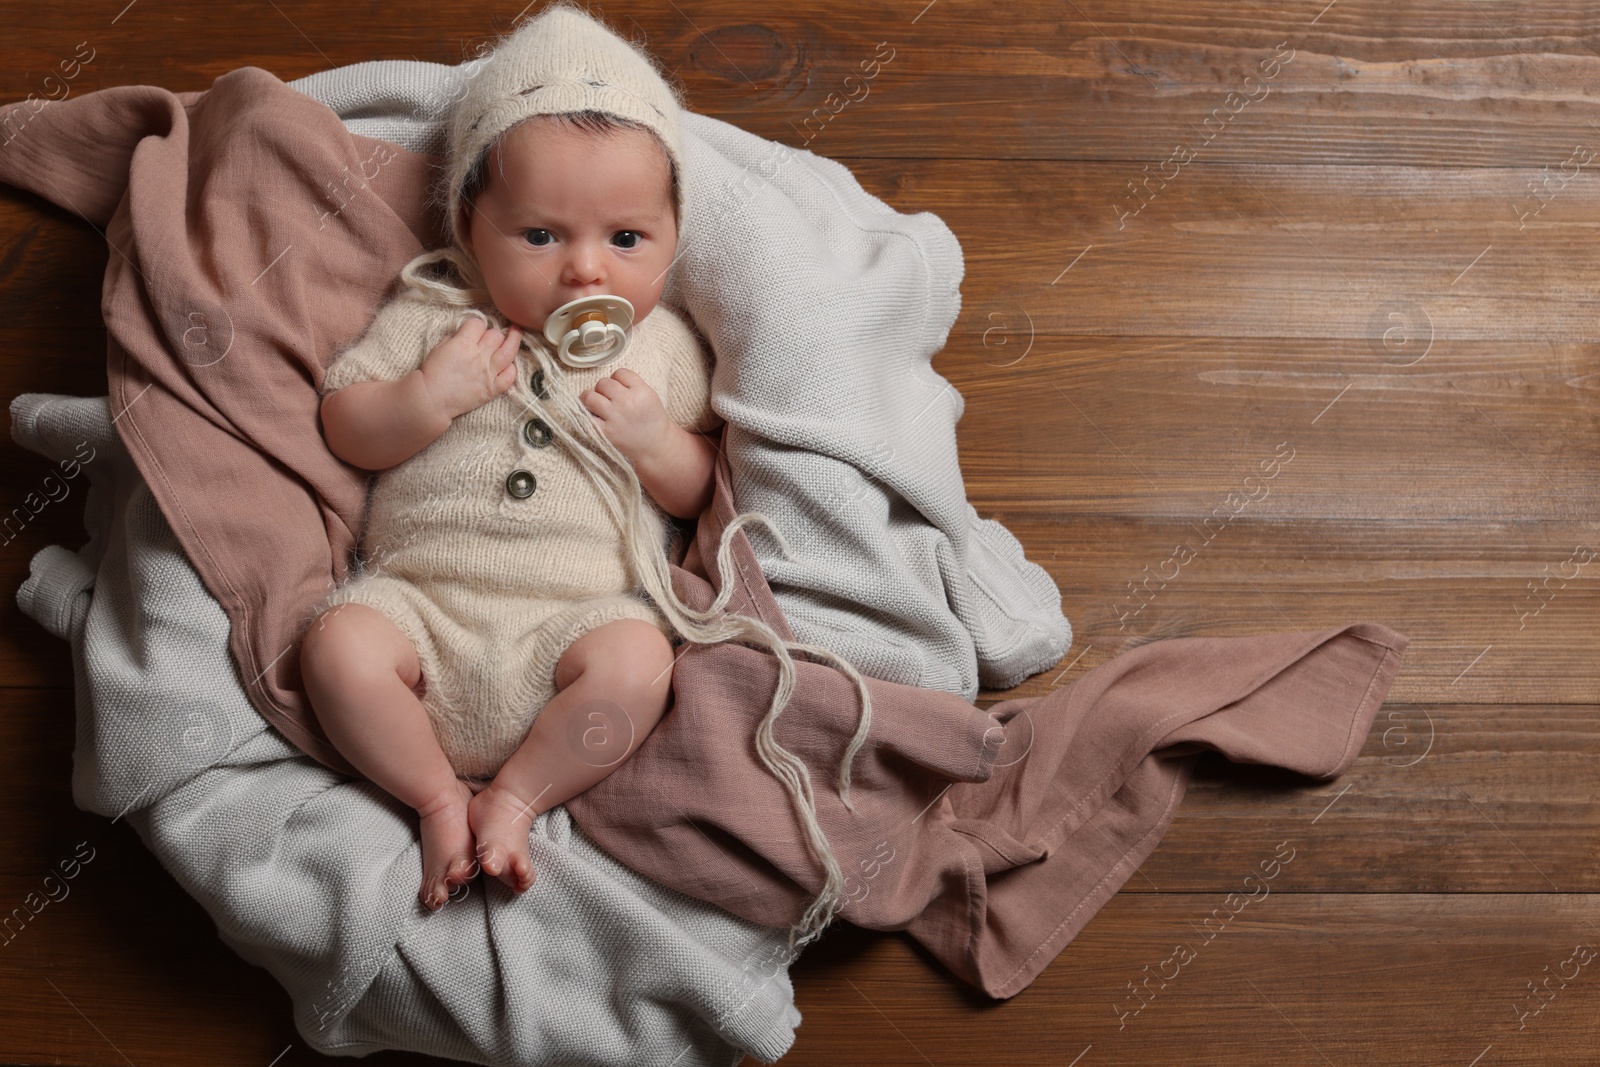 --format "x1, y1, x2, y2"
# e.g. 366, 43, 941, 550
566, 449, 1407, 997
1, 67, 437, 776
0, 67, 1409, 998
